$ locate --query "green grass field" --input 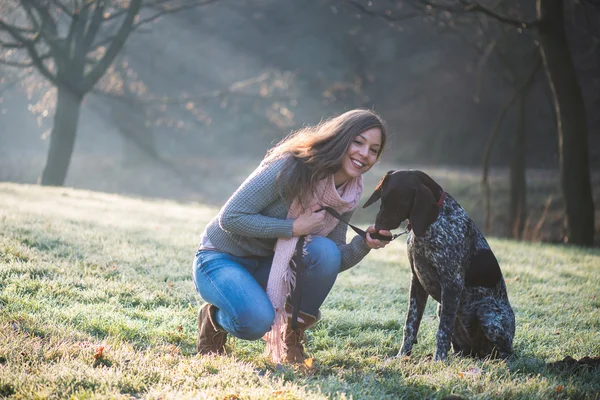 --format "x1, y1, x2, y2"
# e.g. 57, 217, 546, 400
1, 182, 599, 399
